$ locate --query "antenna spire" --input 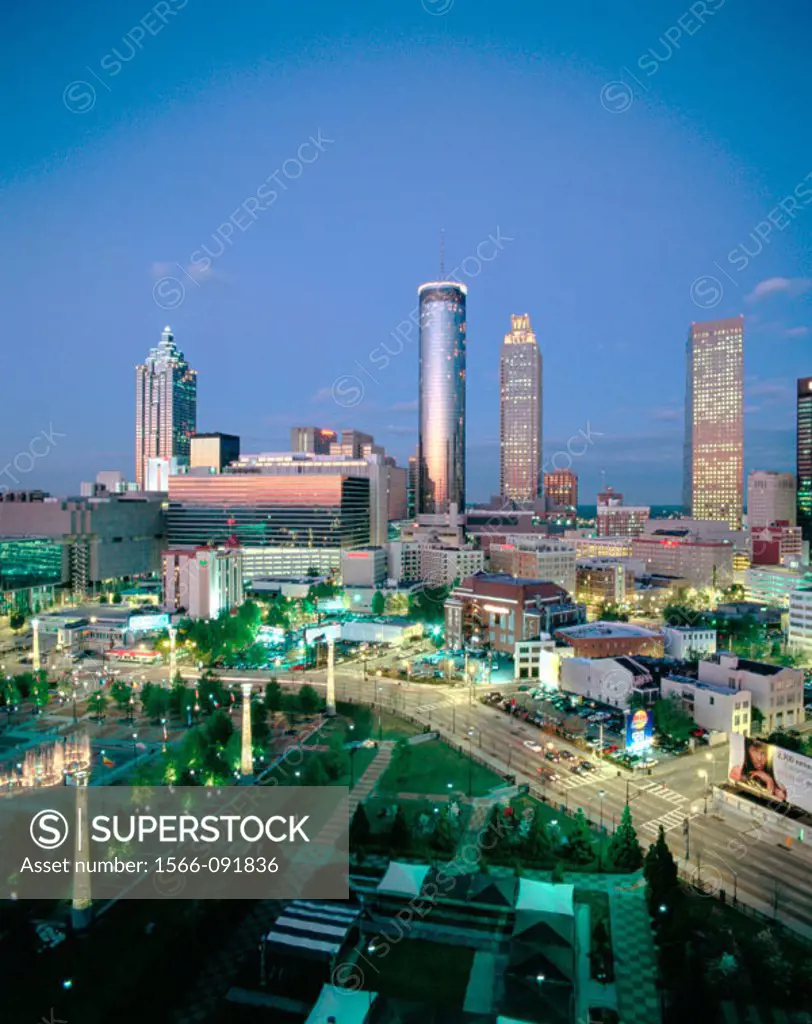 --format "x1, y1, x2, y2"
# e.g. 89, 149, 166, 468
439, 228, 445, 279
